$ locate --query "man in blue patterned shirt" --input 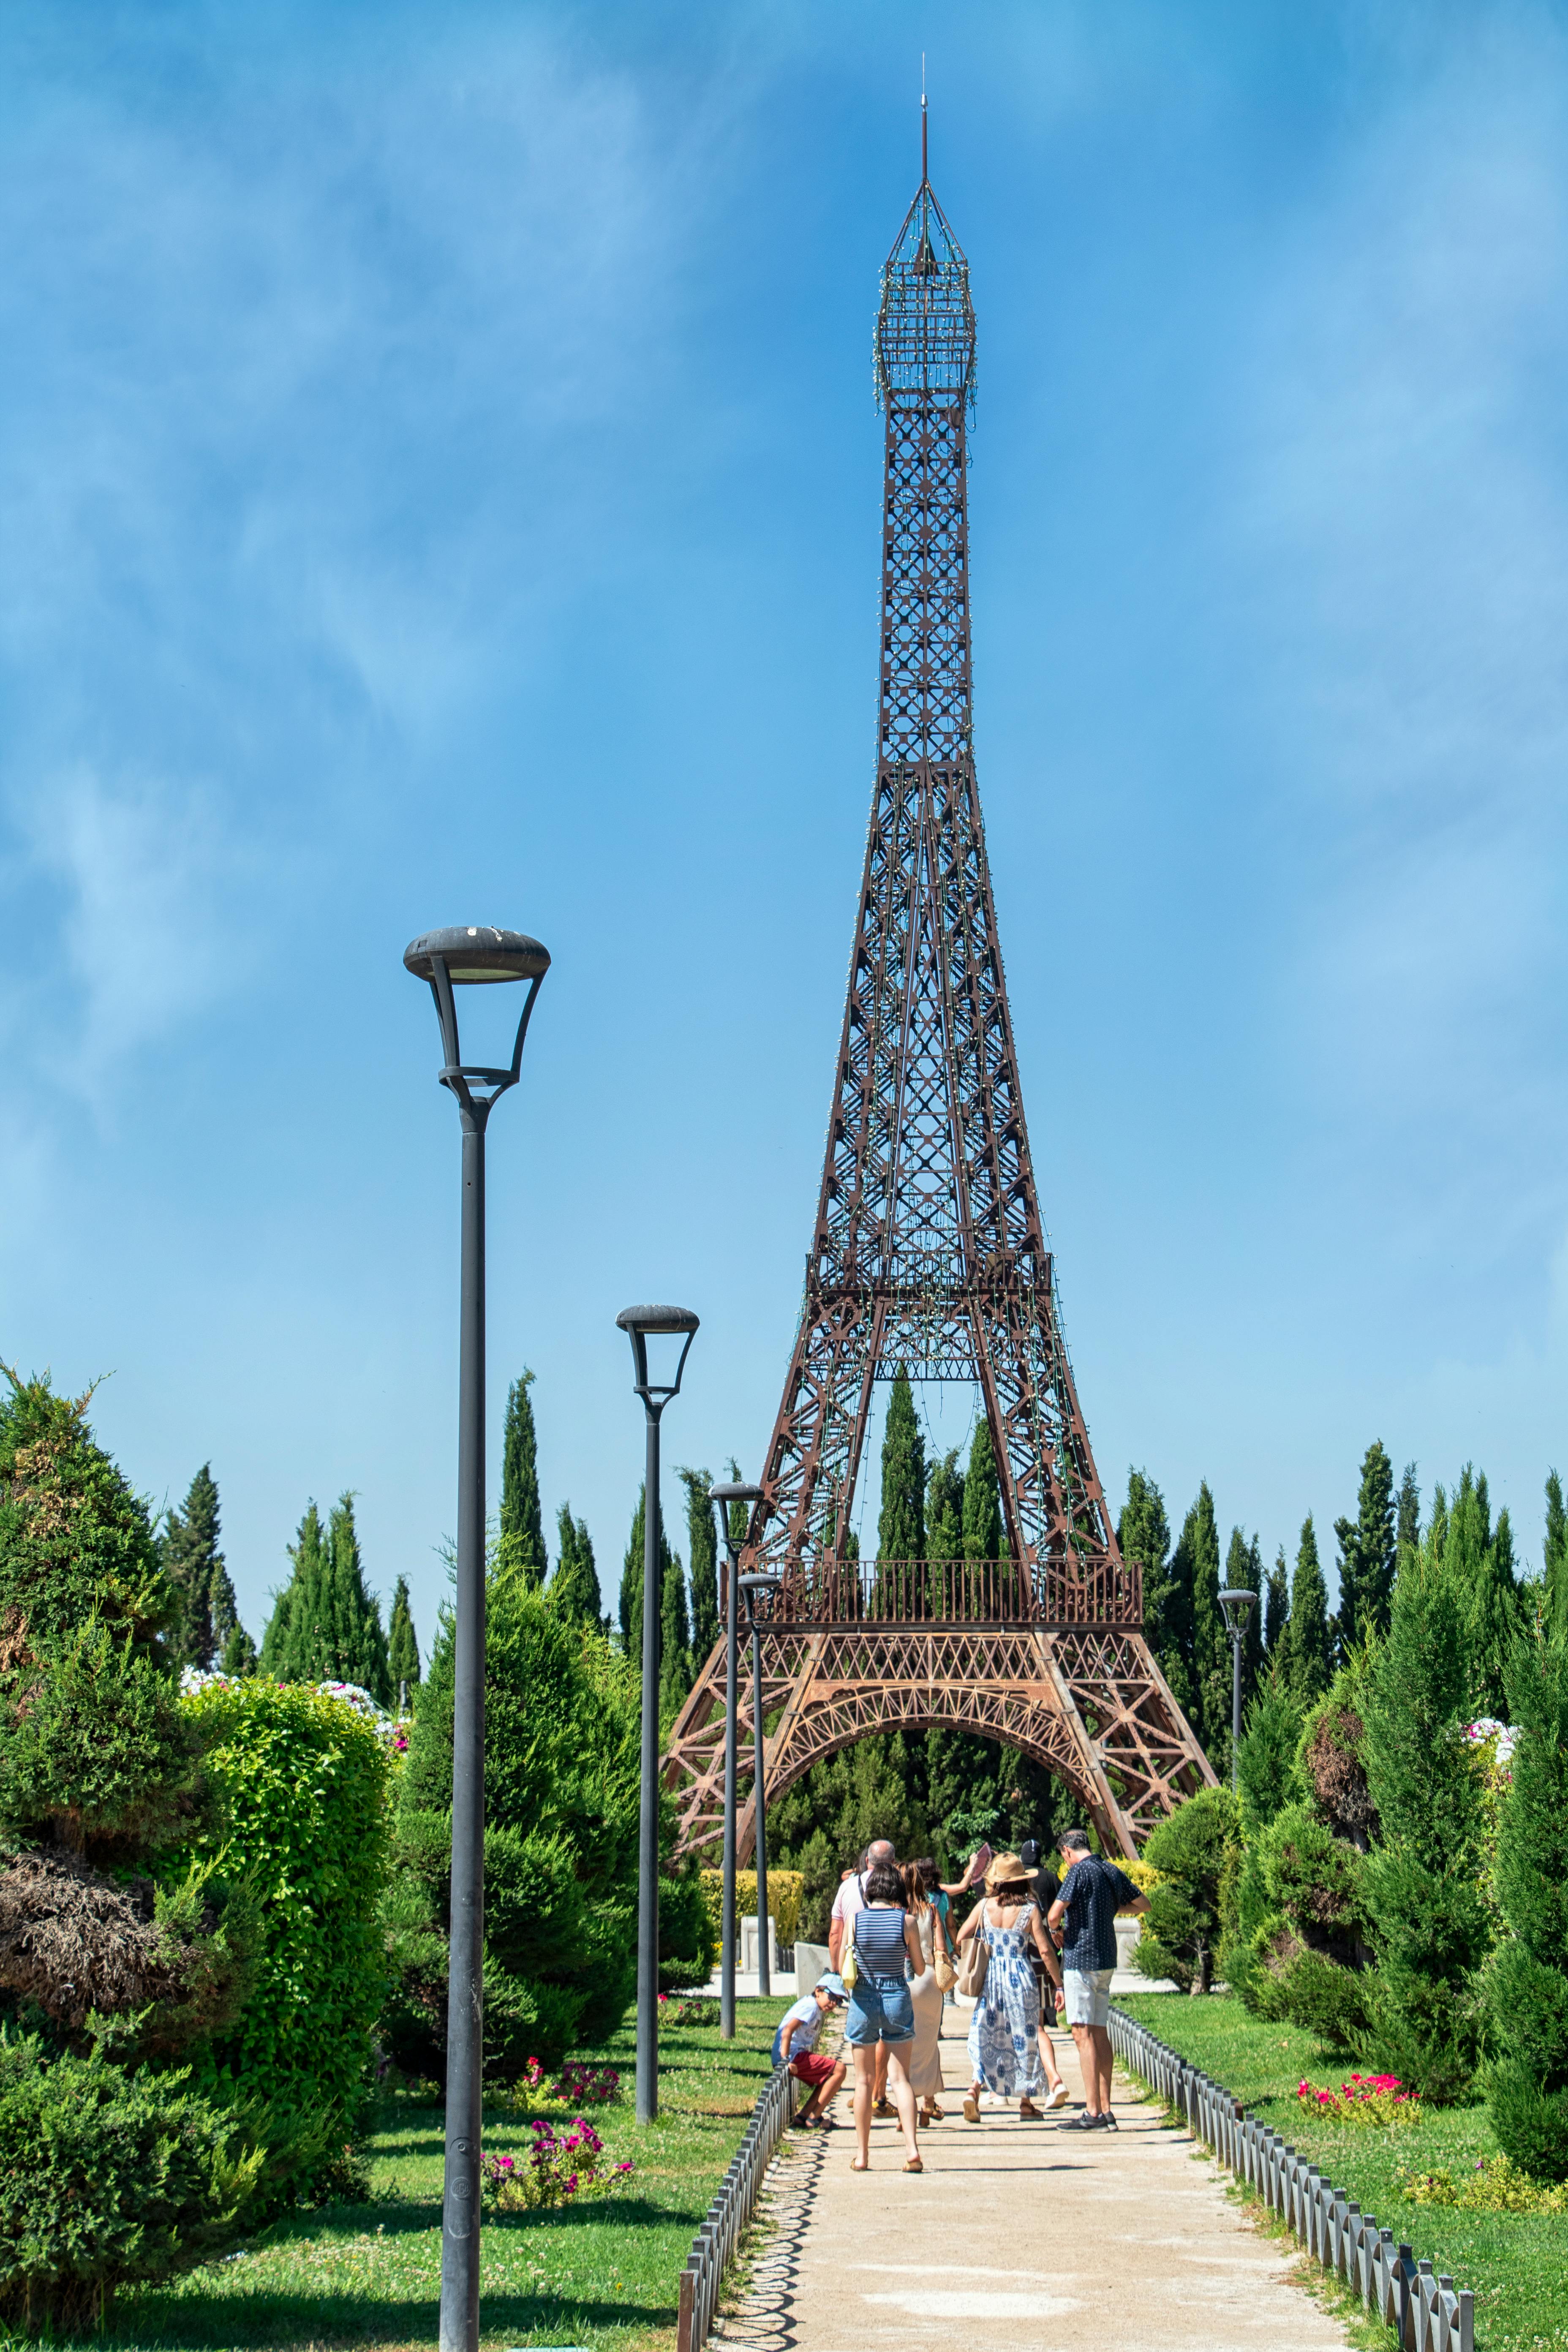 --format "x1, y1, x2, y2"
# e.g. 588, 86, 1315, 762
1046, 1830, 1149, 2129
